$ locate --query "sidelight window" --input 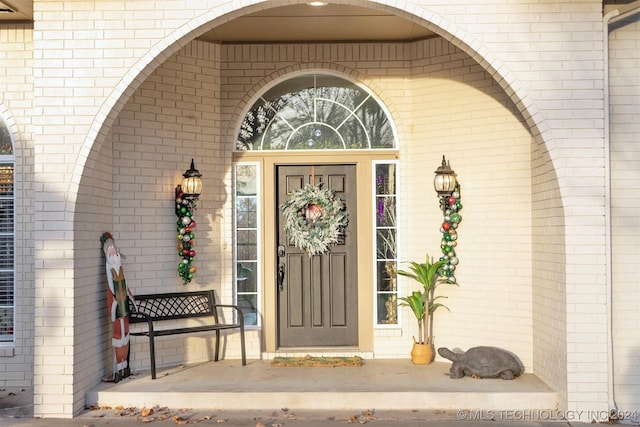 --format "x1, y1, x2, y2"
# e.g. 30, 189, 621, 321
234, 163, 260, 326
374, 162, 398, 325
